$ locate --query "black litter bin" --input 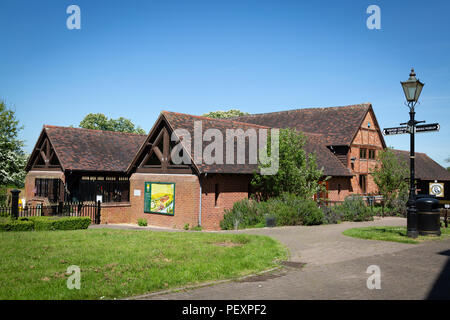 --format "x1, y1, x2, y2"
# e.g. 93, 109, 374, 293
265, 216, 276, 228
416, 197, 441, 236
